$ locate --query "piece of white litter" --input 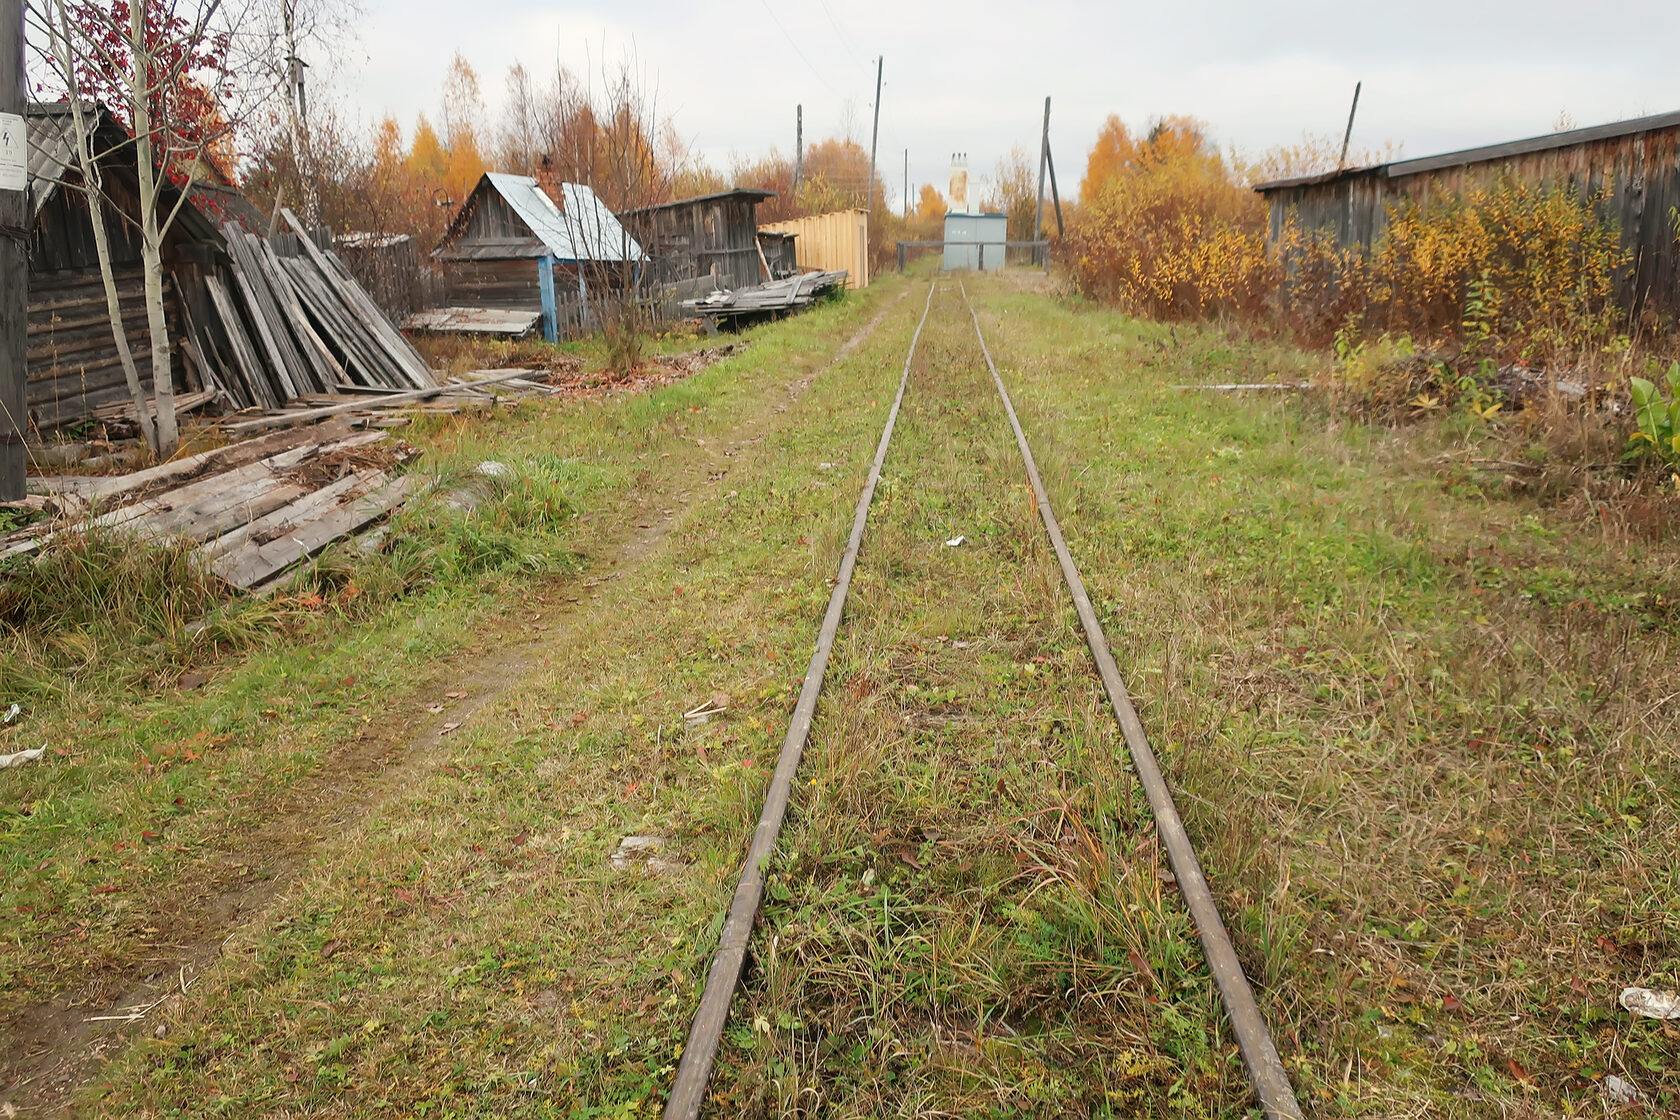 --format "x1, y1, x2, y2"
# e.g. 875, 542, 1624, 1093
0, 747, 45, 770
475, 460, 514, 479
944, 536, 965, 548
611, 835, 680, 873
1619, 986, 1680, 1019
2, 703, 19, 724
1604, 1075, 1640, 1105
